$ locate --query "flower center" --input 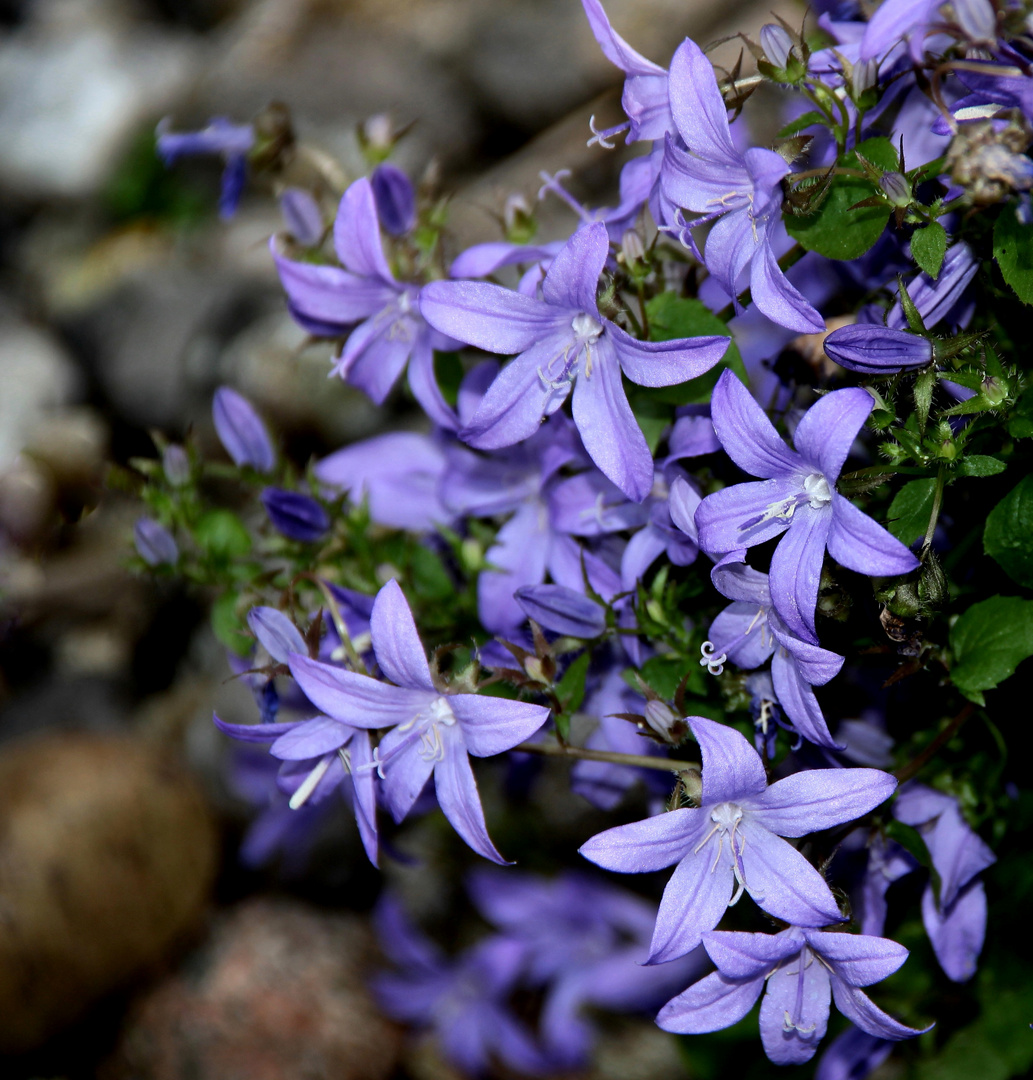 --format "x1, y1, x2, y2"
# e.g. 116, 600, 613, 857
571, 311, 603, 343
803, 472, 832, 508
693, 801, 749, 902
